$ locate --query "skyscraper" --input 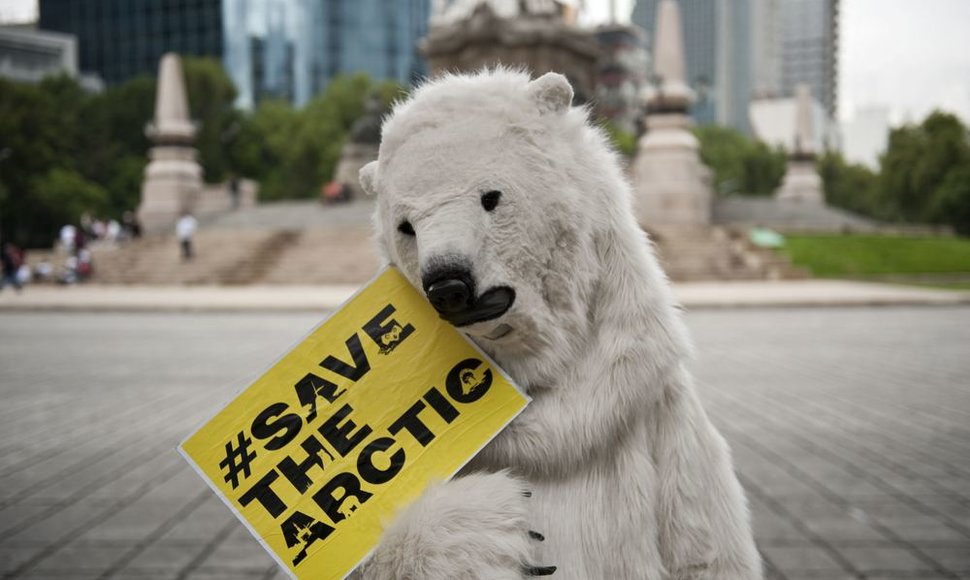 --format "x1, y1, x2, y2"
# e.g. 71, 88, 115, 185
292, 0, 430, 105
779, 0, 838, 118
39, 0, 432, 108
39, 0, 224, 86
751, 0, 781, 98
632, 0, 752, 132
